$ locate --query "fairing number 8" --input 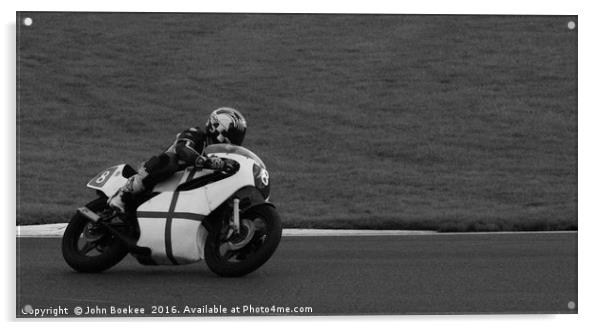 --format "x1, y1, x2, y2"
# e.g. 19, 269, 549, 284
96, 170, 111, 184
260, 169, 269, 186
